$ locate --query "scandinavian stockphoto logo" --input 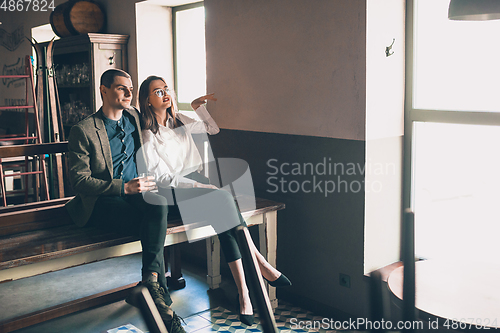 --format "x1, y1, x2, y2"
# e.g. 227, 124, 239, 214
136, 129, 256, 242
266, 158, 396, 196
